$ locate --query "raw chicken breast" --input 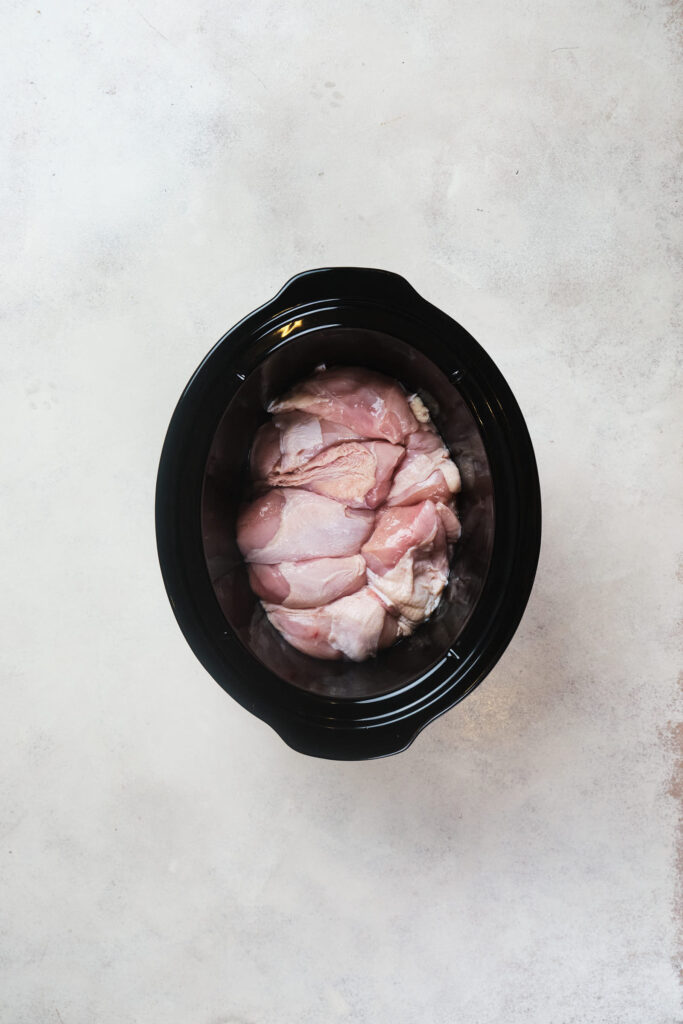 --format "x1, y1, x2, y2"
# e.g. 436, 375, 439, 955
248, 555, 366, 608
263, 587, 404, 661
269, 366, 419, 444
237, 488, 374, 564
362, 500, 450, 624
264, 440, 404, 509
251, 412, 363, 479
386, 424, 461, 507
